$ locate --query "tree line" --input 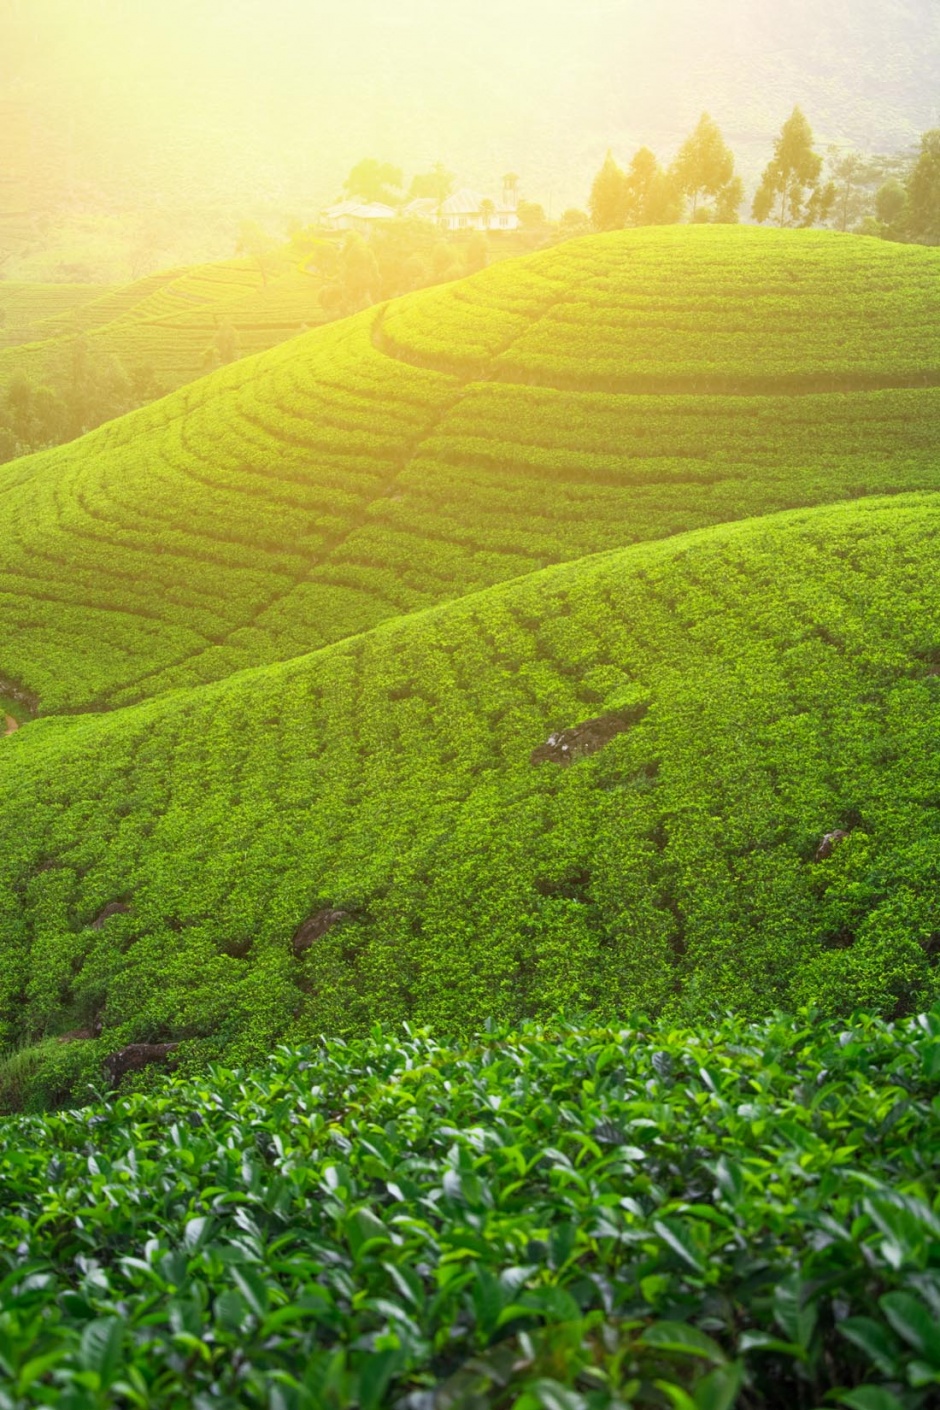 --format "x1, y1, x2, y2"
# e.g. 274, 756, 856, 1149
587, 107, 940, 244
0, 340, 161, 465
